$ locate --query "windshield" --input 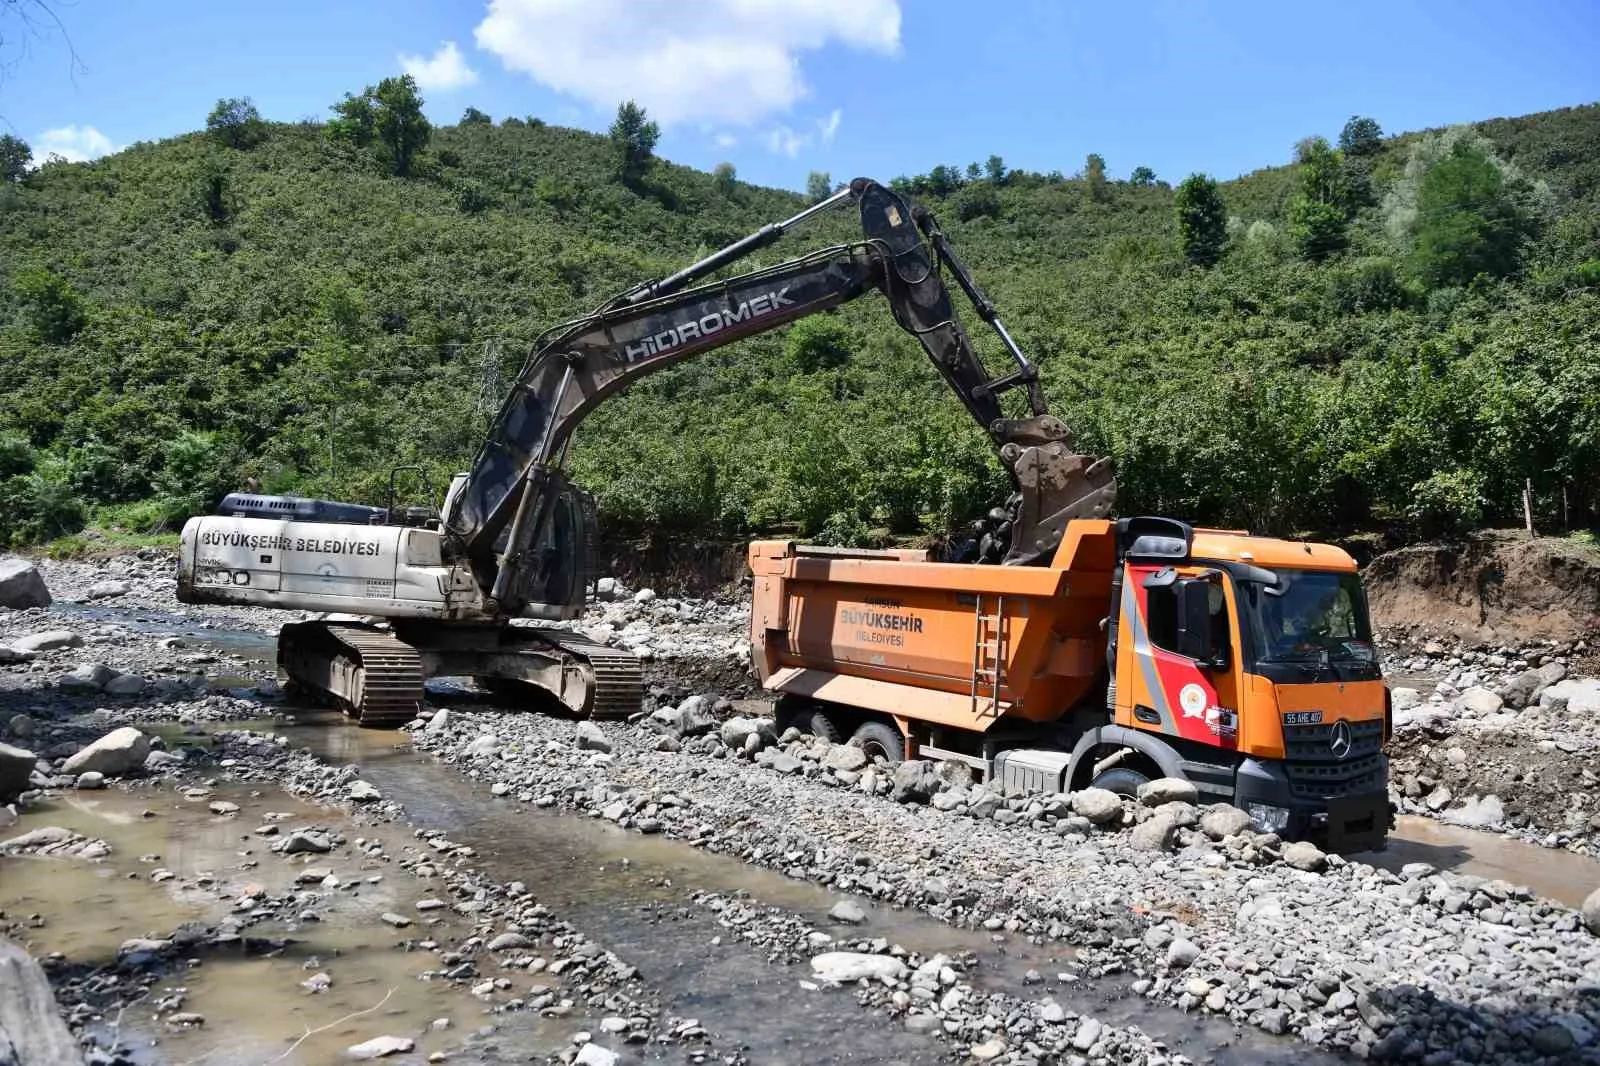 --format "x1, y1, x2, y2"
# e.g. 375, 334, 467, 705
1239, 570, 1375, 667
